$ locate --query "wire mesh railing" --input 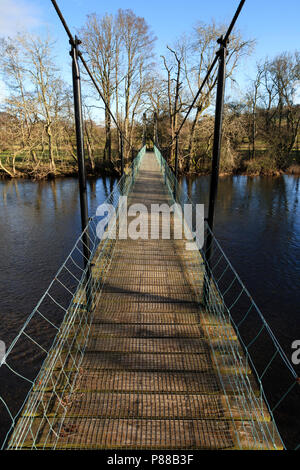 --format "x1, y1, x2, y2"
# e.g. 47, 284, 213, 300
0, 146, 146, 450
154, 144, 300, 450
